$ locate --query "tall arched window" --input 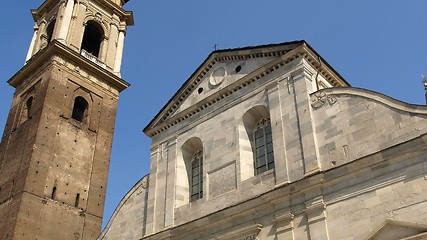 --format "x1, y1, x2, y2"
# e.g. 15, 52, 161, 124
81, 21, 103, 57
241, 105, 275, 178
253, 118, 275, 175
178, 137, 204, 205
190, 150, 203, 201
72, 96, 89, 122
